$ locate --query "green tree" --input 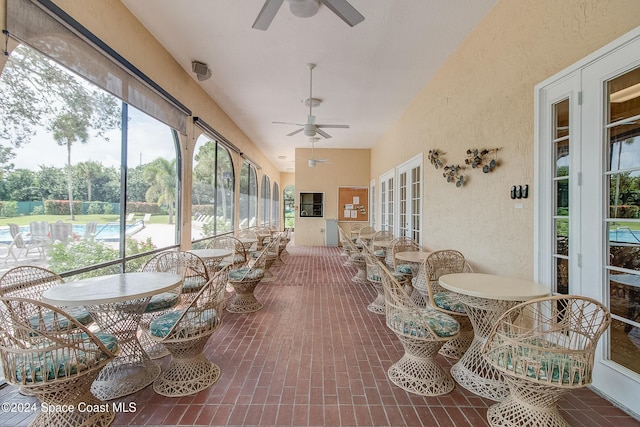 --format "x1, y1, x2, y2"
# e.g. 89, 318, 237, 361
75, 160, 103, 202
144, 157, 177, 224
3, 169, 39, 201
